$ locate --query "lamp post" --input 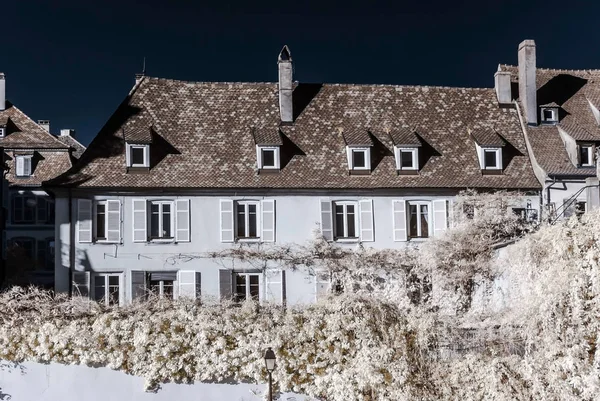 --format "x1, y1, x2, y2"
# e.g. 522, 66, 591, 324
264, 347, 276, 401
